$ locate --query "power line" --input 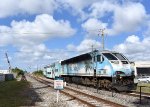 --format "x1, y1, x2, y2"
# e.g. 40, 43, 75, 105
0, 31, 74, 35
0, 47, 98, 53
